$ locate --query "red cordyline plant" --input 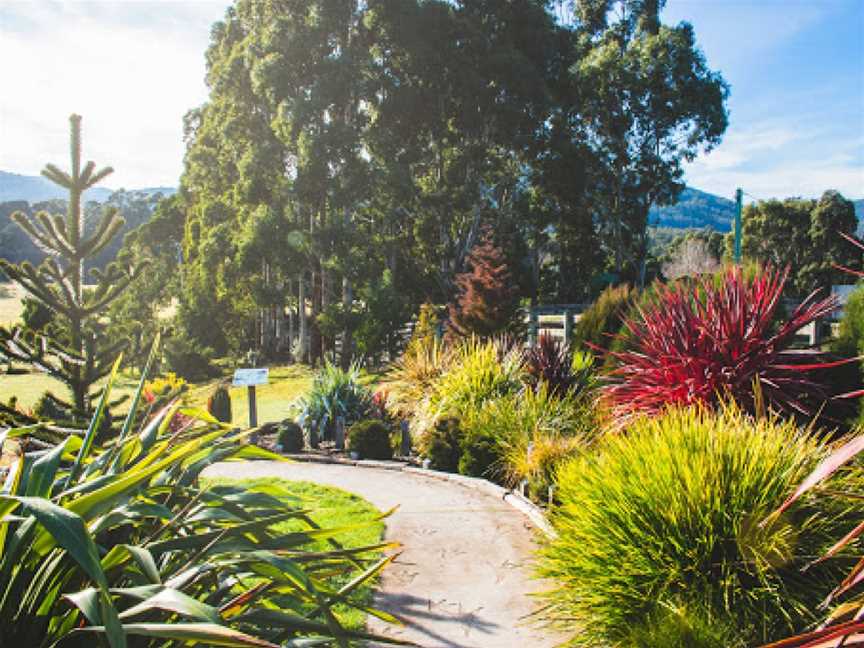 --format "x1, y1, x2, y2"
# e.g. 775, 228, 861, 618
602, 264, 854, 420
525, 333, 577, 396
758, 233, 864, 648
